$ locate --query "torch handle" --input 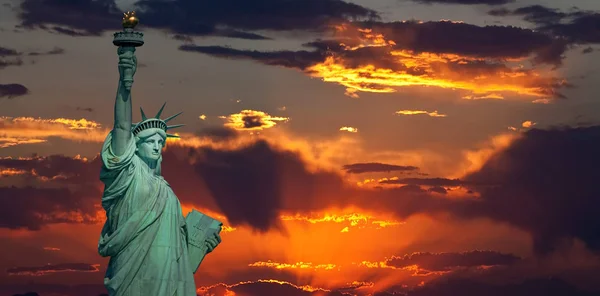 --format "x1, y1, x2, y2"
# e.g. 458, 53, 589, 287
117, 46, 136, 90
